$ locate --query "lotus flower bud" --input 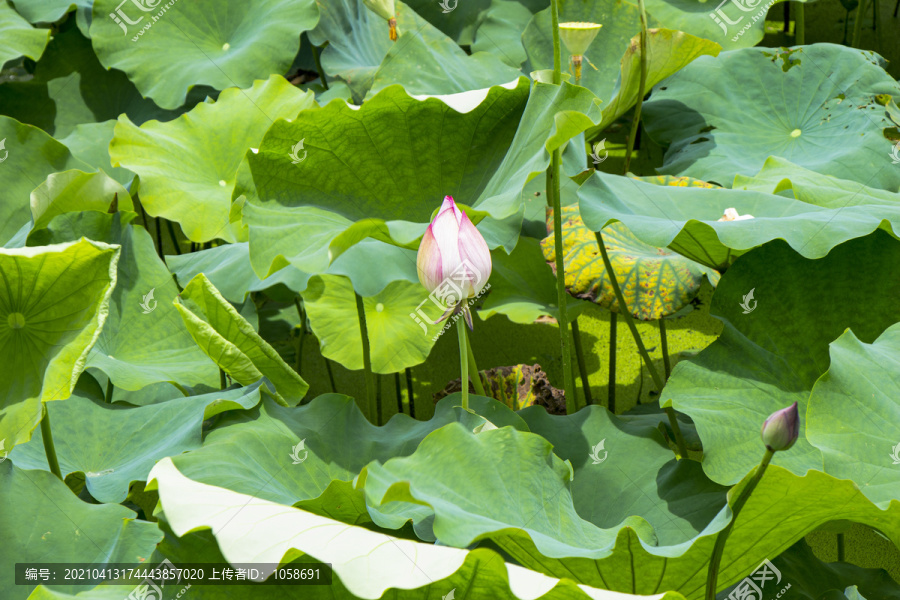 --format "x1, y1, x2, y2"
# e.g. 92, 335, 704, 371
416, 196, 492, 301
558, 22, 603, 57
760, 402, 799, 452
